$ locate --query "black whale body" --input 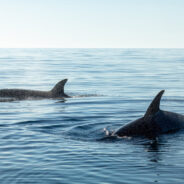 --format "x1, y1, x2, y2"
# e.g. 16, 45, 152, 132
0, 79, 69, 100
115, 90, 184, 138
